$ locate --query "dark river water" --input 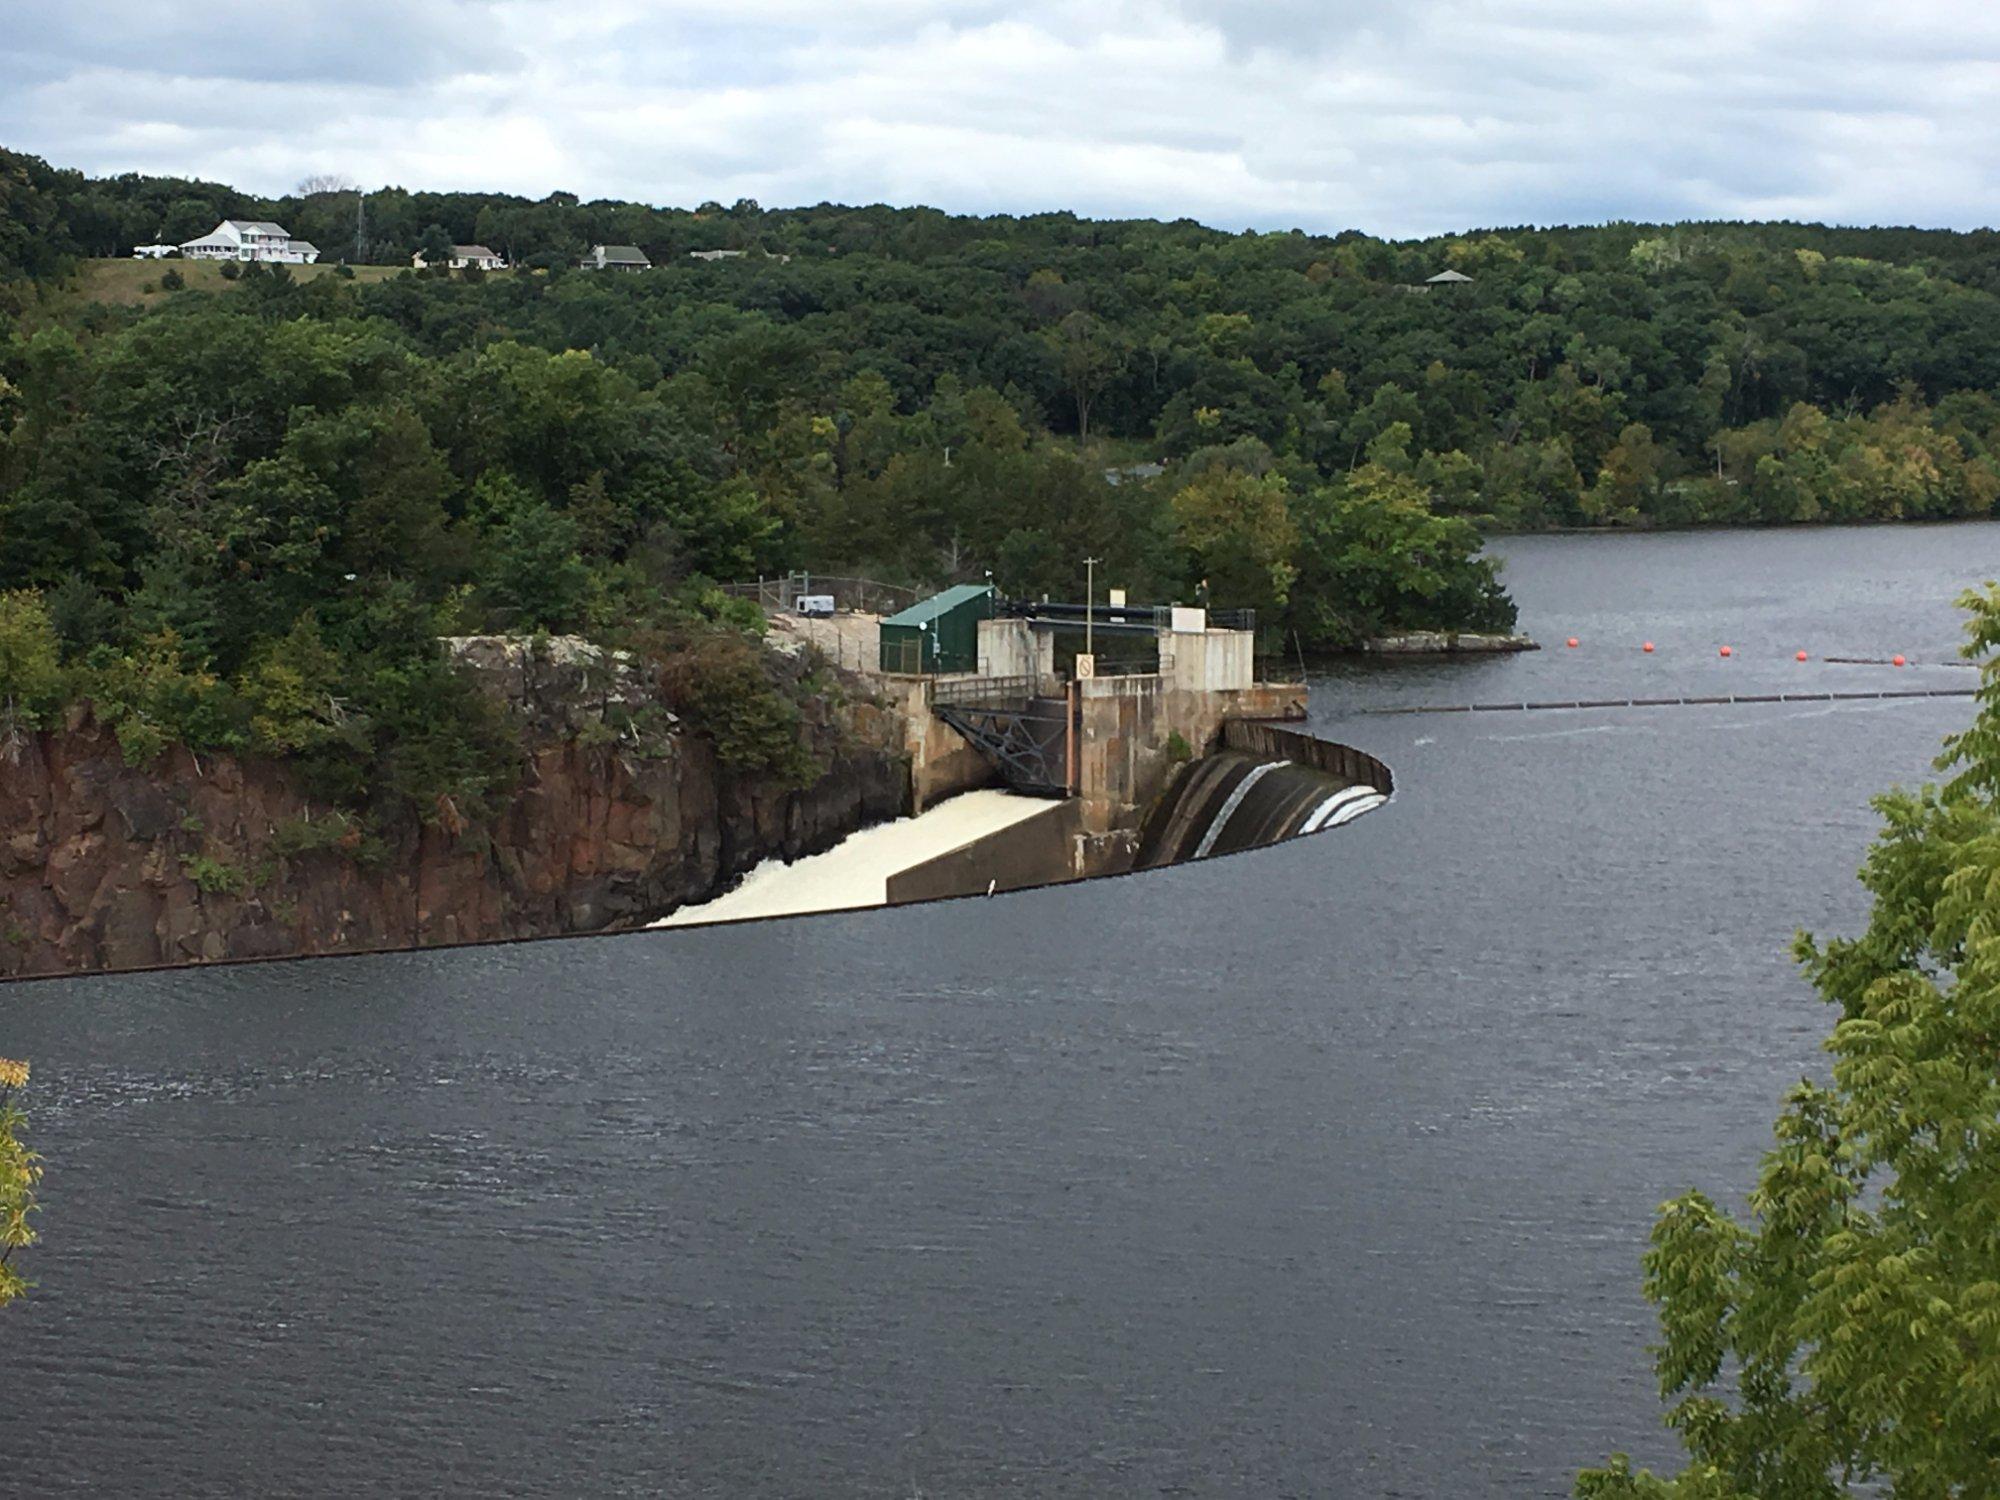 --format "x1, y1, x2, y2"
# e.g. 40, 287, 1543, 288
4, 523, 1996, 1497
